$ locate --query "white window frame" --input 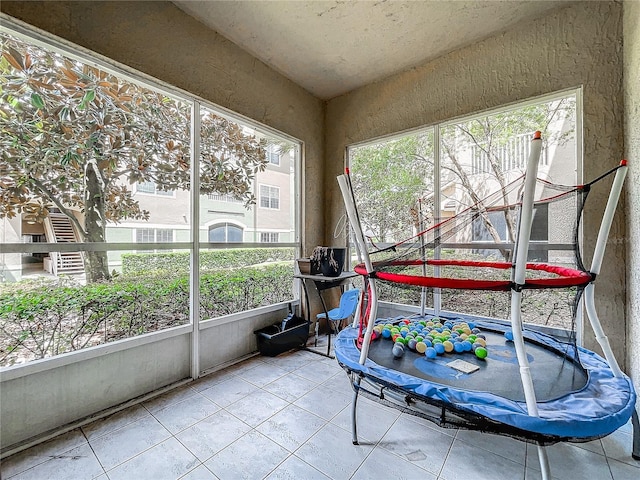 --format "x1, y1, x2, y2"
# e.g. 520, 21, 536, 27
346, 87, 582, 330
266, 144, 281, 166
134, 180, 176, 198
260, 232, 279, 243
259, 184, 280, 210
208, 222, 244, 243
